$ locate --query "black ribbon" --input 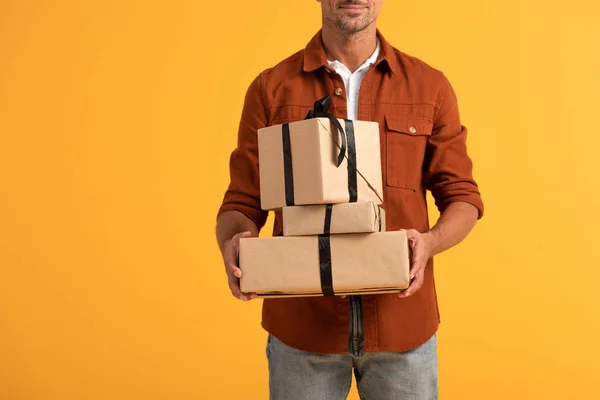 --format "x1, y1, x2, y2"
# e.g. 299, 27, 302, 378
304, 96, 358, 203
344, 119, 358, 203
323, 204, 333, 235
305, 96, 347, 167
281, 123, 295, 206
318, 204, 335, 296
